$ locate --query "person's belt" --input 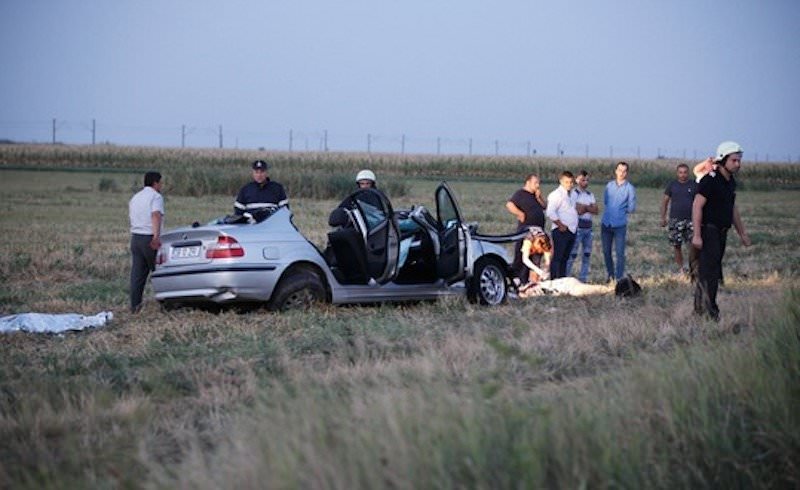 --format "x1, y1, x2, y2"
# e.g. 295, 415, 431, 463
703, 223, 730, 232
578, 218, 593, 229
